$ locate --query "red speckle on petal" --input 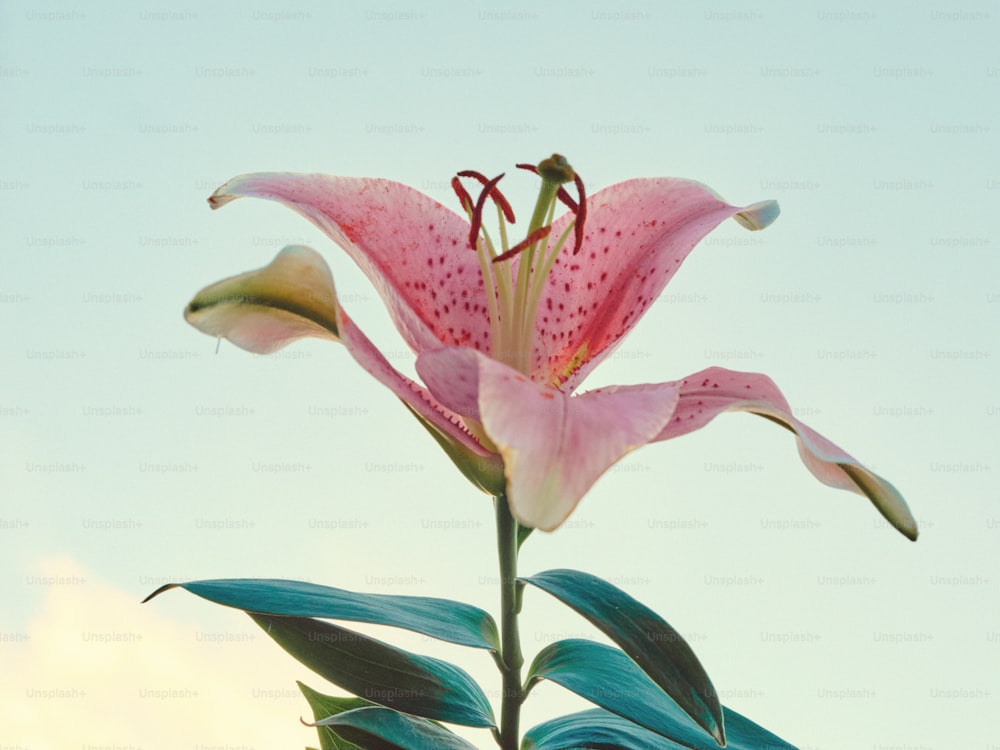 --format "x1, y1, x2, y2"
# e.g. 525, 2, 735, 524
541, 392, 555, 400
